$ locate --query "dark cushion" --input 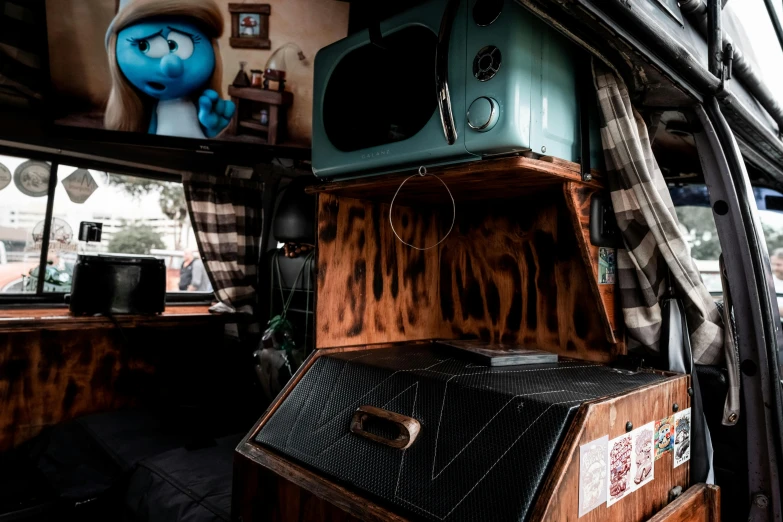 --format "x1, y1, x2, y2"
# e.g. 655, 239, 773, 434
31, 410, 192, 502
123, 434, 242, 522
